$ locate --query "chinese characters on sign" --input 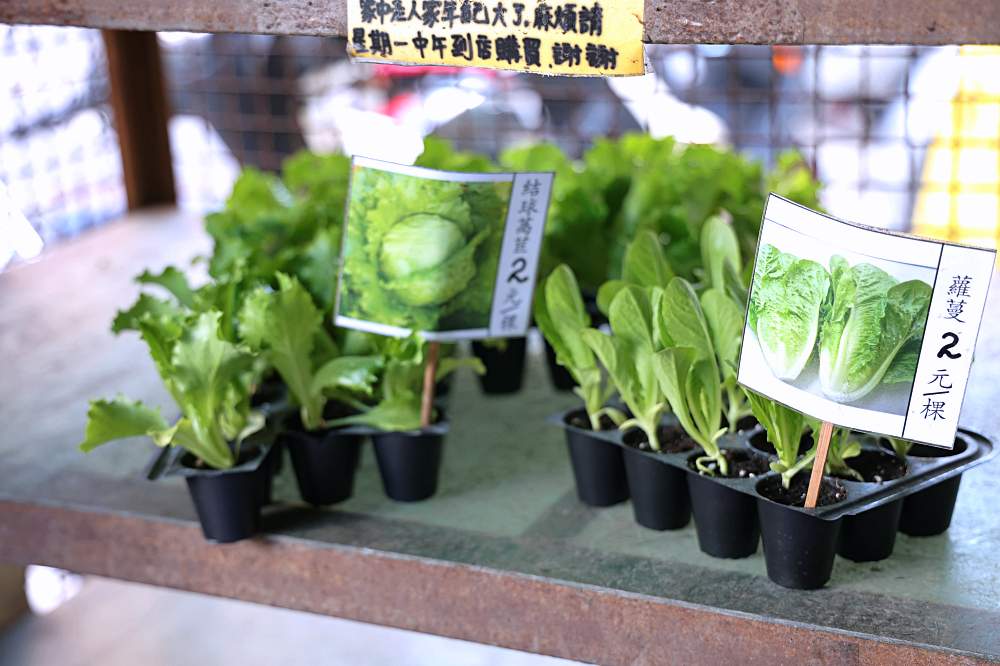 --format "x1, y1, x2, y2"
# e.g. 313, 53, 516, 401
489, 173, 553, 336
347, 0, 645, 76
902, 246, 994, 448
